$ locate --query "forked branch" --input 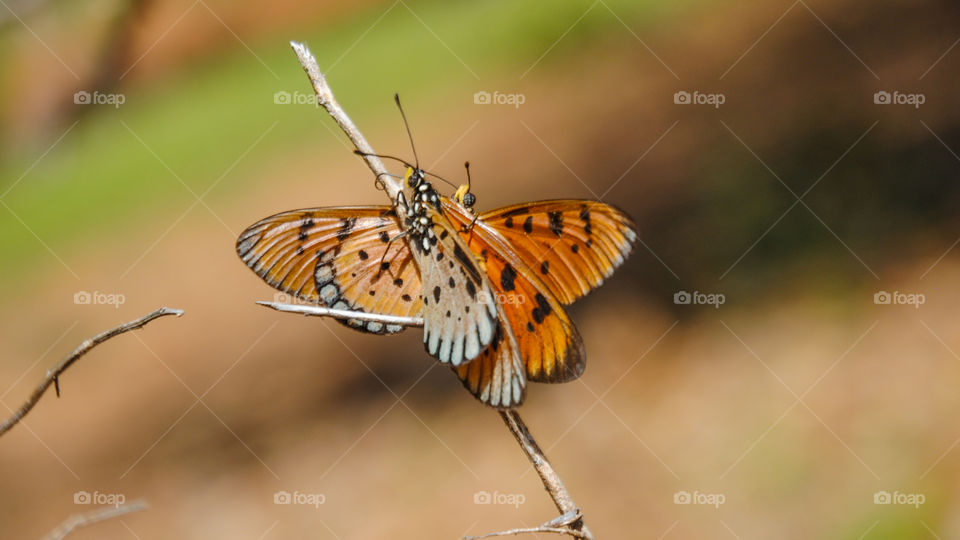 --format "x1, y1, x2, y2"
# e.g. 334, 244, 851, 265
0, 307, 184, 438
288, 41, 593, 539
